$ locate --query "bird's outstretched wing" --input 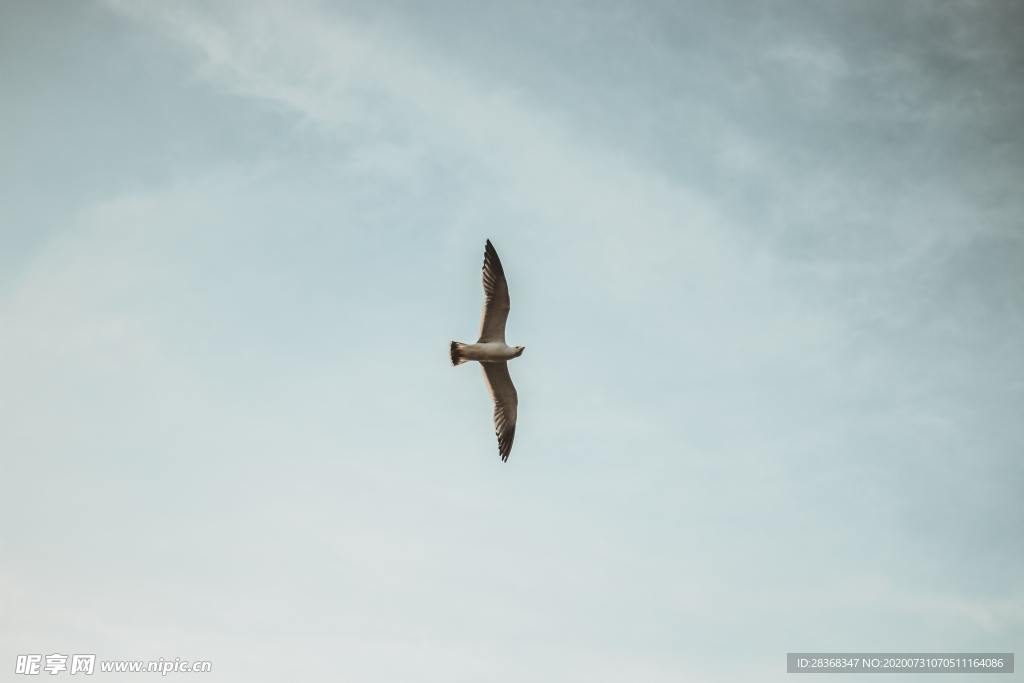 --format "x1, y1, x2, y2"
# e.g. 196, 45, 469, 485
482, 361, 518, 461
478, 240, 510, 343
